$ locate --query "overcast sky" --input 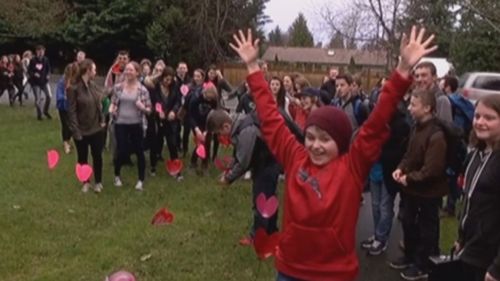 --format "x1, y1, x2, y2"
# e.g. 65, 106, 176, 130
264, 0, 334, 44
